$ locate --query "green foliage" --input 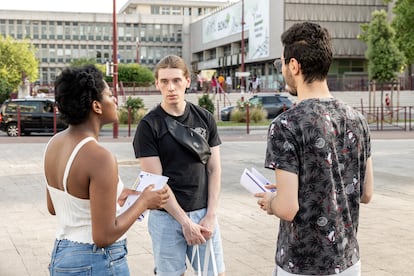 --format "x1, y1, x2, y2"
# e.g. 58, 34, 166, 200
118, 96, 146, 124
230, 107, 267, 123
118, 107, 147, 124
230, 101, 267, 123
0, 35, 38, 99
230, 108, 247, 122
362, 10, 405, 83
70, 58, 96, 67
125, 96, 145, 110
249, 107, 267, 123
0, 78, 14, 103
390, 0, 414, 65
198, 94, 215, 114
117, 64, 154, 86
